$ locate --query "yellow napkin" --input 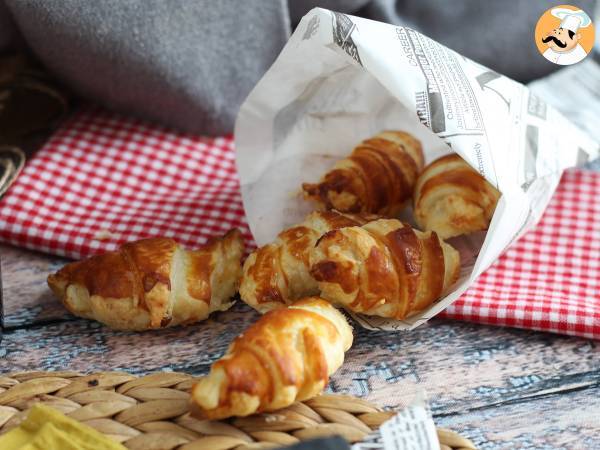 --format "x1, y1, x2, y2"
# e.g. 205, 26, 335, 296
0, 404, 126, 450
